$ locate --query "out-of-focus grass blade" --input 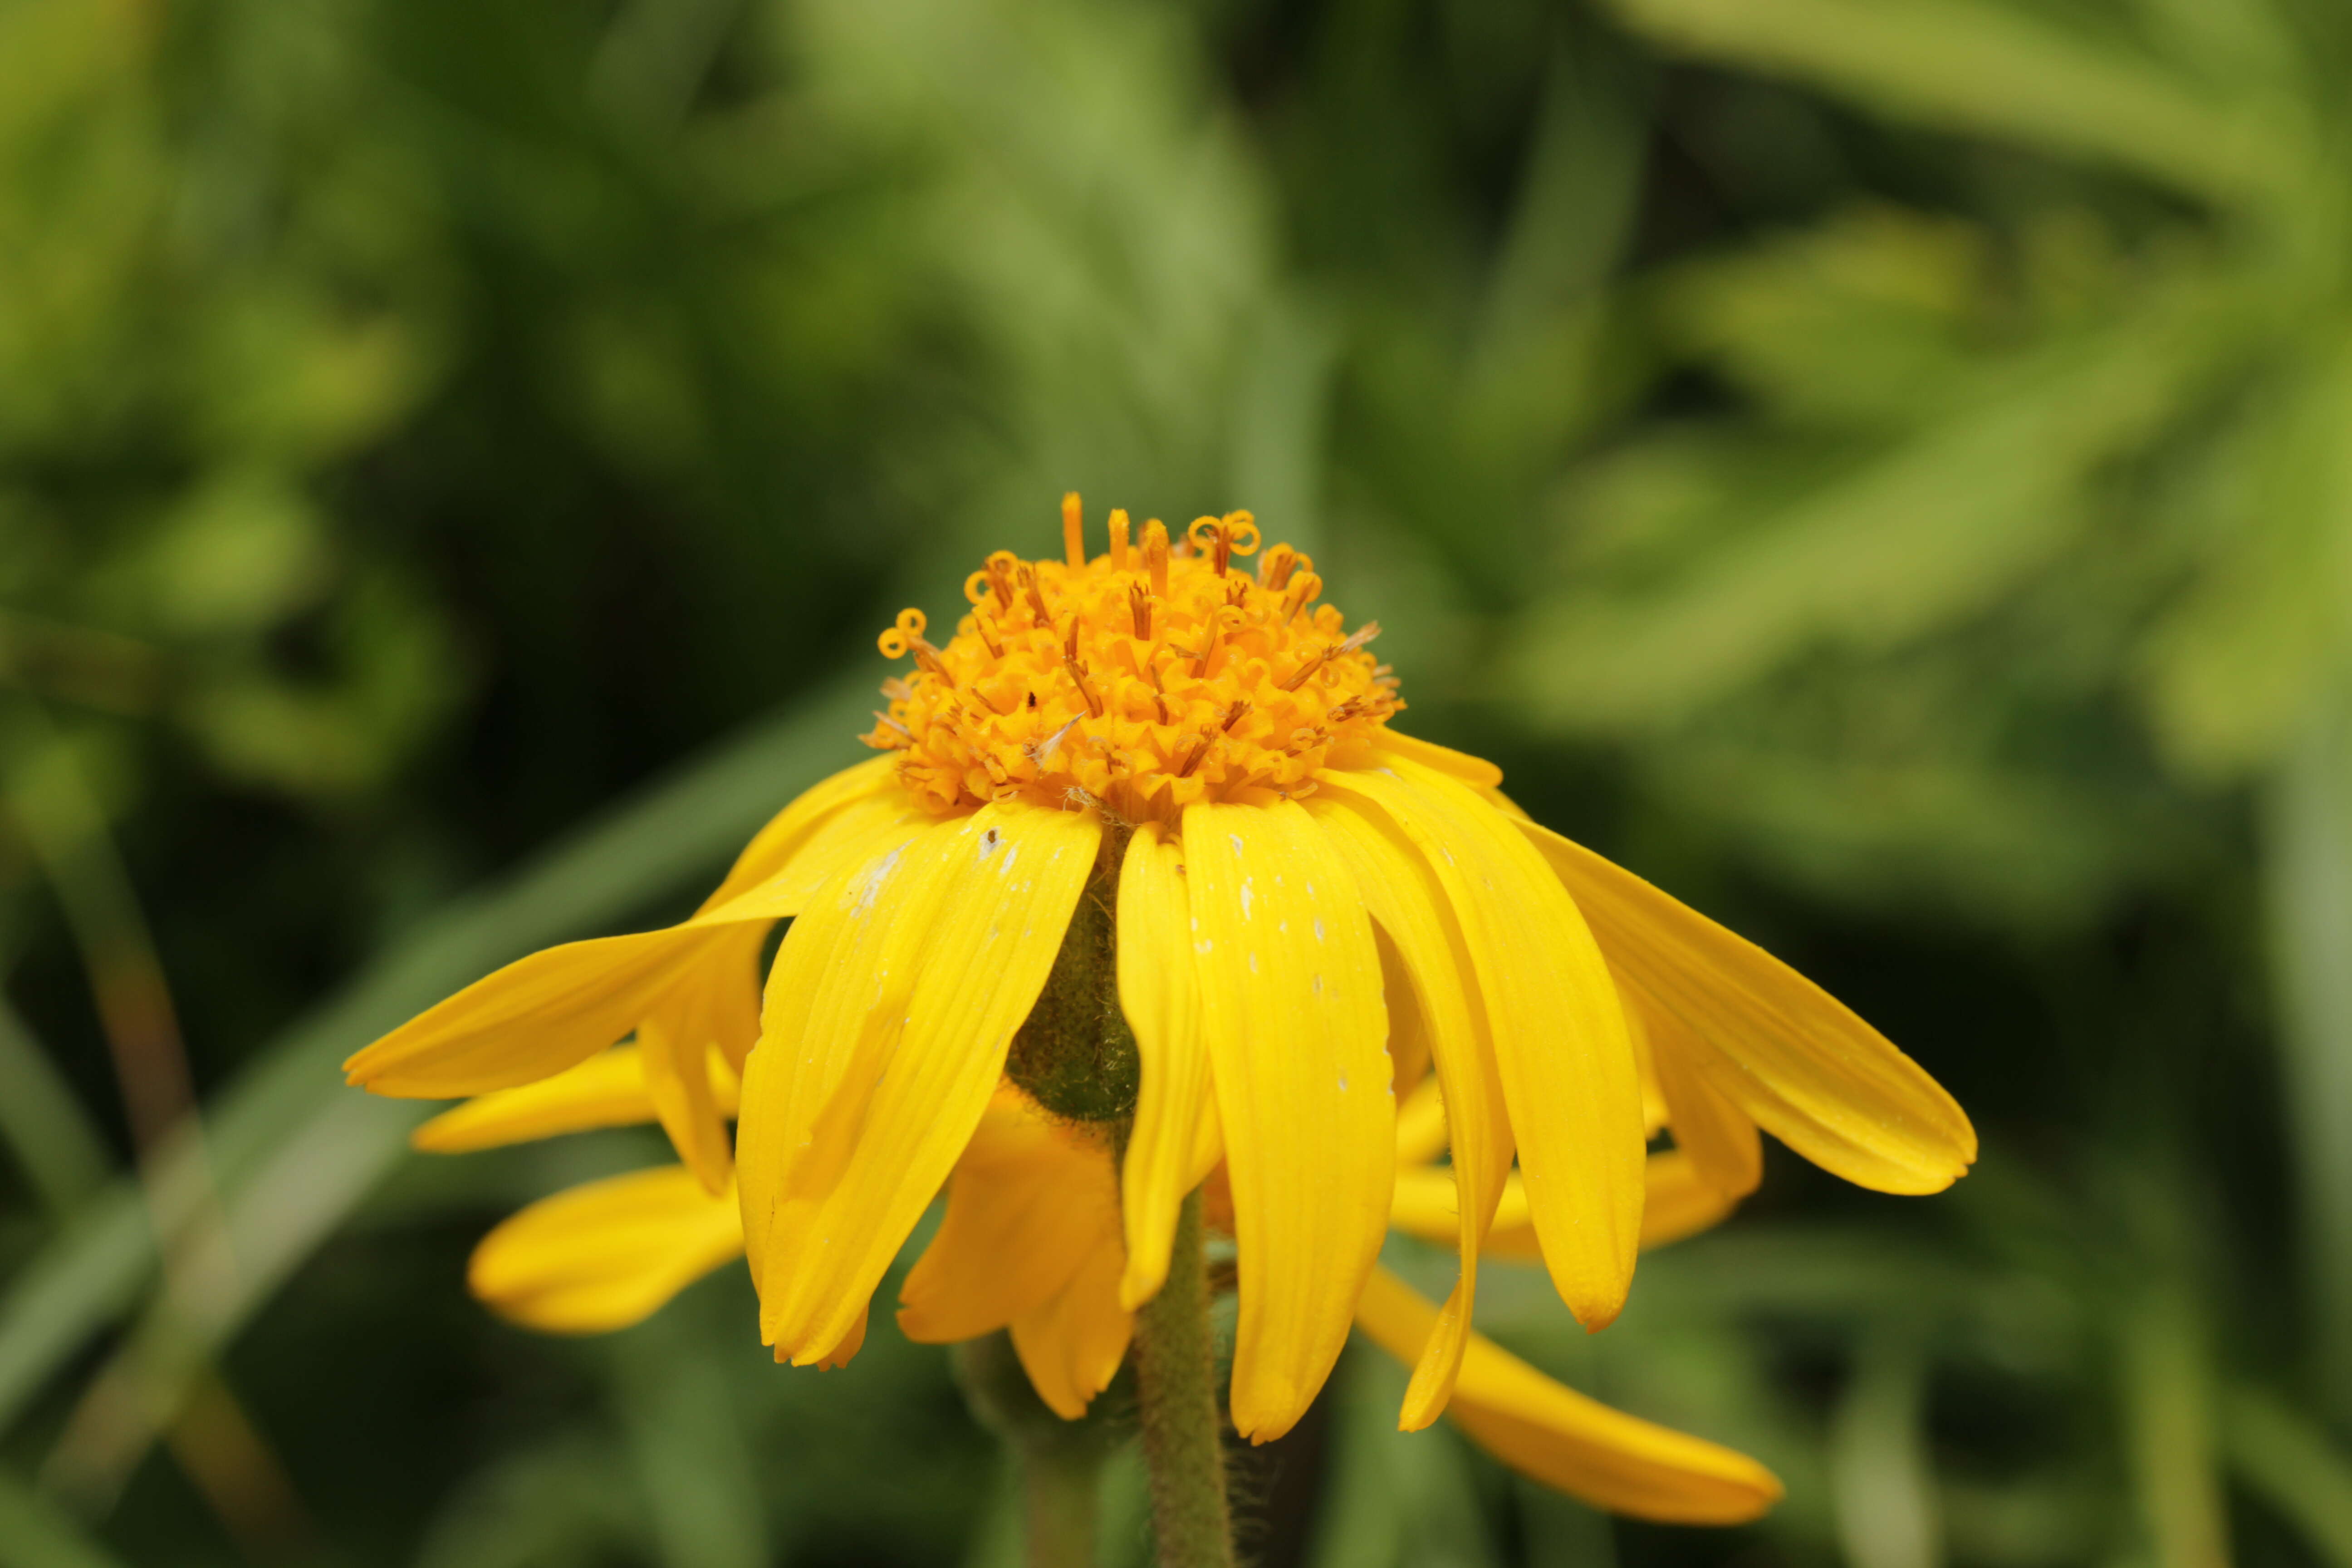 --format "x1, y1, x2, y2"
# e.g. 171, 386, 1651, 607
610, 1313, 769, 1568
2263, 686, 2352, 1427
412, 1432, 642, 1568
2222, 1384, 2352, 1568
1511, 284, 2235, 734
1305, 1349, 1498, 1568
1602, 0, 2303, 206
2143, 338, 2352, 778
0, 669, 876, 1436
1830, 1331, 1941, 1568
2118, 1287, 2229, 1568
0, 994, 111, 1220
0, 1465, 127, 1568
